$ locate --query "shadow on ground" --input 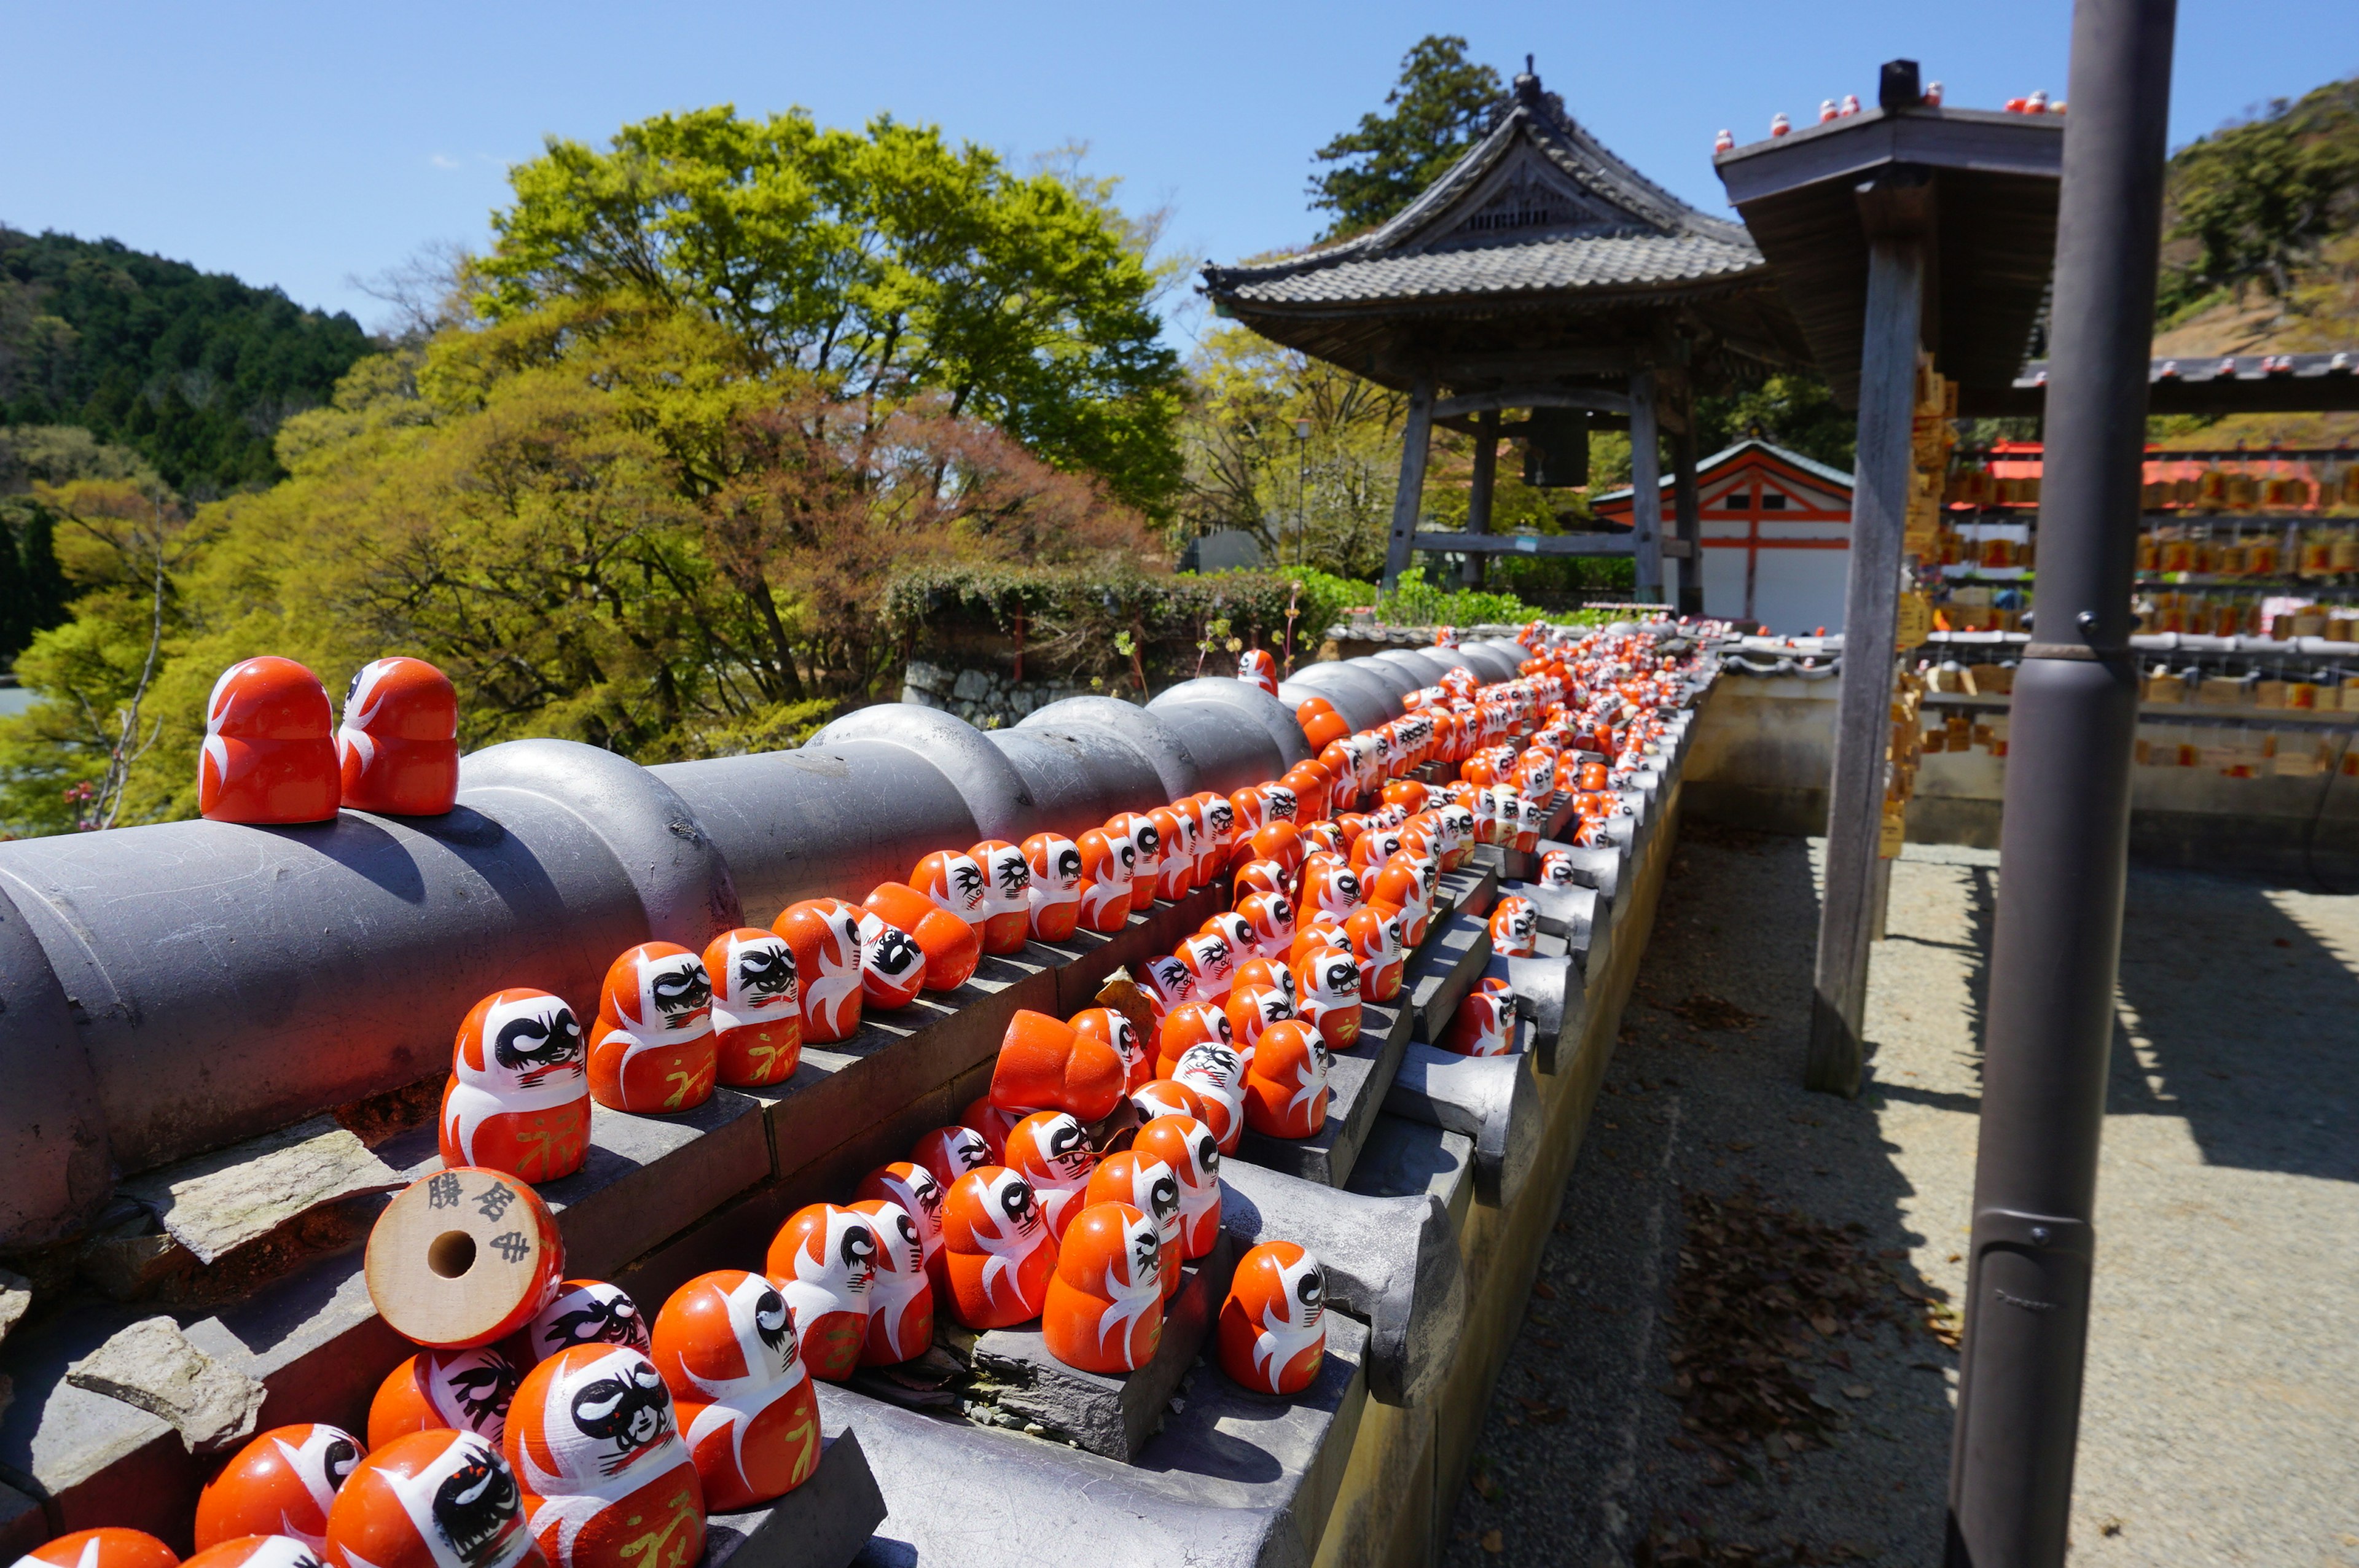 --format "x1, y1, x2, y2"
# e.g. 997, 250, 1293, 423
1441, 821, 1959, 1567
